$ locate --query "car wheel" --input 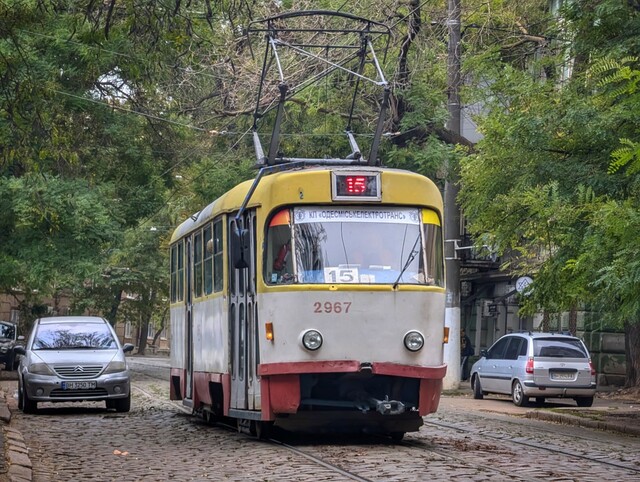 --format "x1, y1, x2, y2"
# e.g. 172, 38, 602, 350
575, 396, 594, 407
113, 392, 131, 413
21, 379, 37, 414
511, 380, 529, 407
3, 354, 14, 371
472, 375, 484, 400
18, 379, 24, 410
